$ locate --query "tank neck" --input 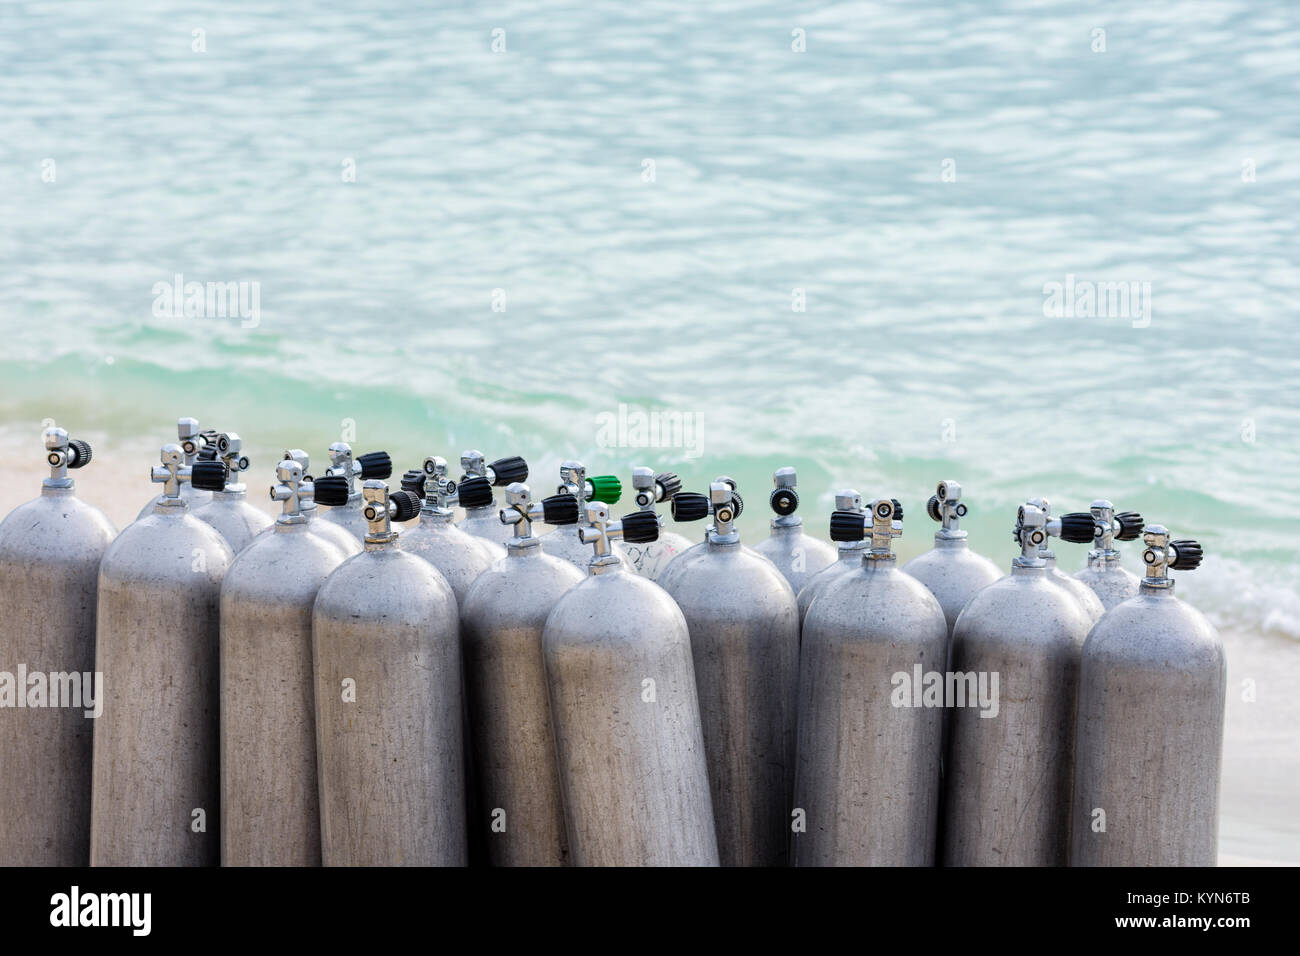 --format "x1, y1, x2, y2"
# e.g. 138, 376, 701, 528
933, 534, 969, 550
1087, 550, 1123, 571
508, 537, 542, 557
274, 520, 310, 535
40, 484, 76, 498
464, 504, 494, 517
153, 496, 190, 514
1010, 562, 1046, 578
420, 507, 455, 525
588, 556, 623, 576
1139, 578, 1176, 596
706, 534, 741, 552
770, 518, 801, 534
363, 536, 396, 553
861, 551, 897, 568
215, 486, 247, 500
837, 542, 866, 559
